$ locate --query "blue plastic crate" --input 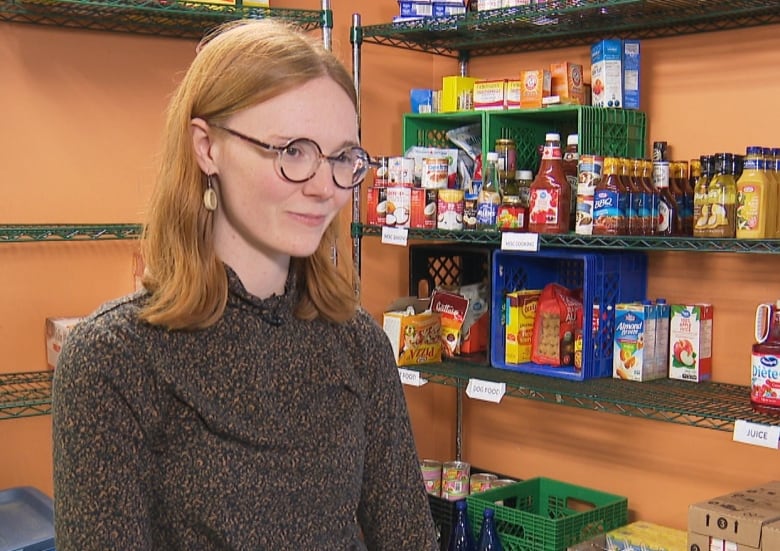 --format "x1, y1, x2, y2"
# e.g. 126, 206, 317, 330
0, 487, 55, 551
490, 249, 647, 381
